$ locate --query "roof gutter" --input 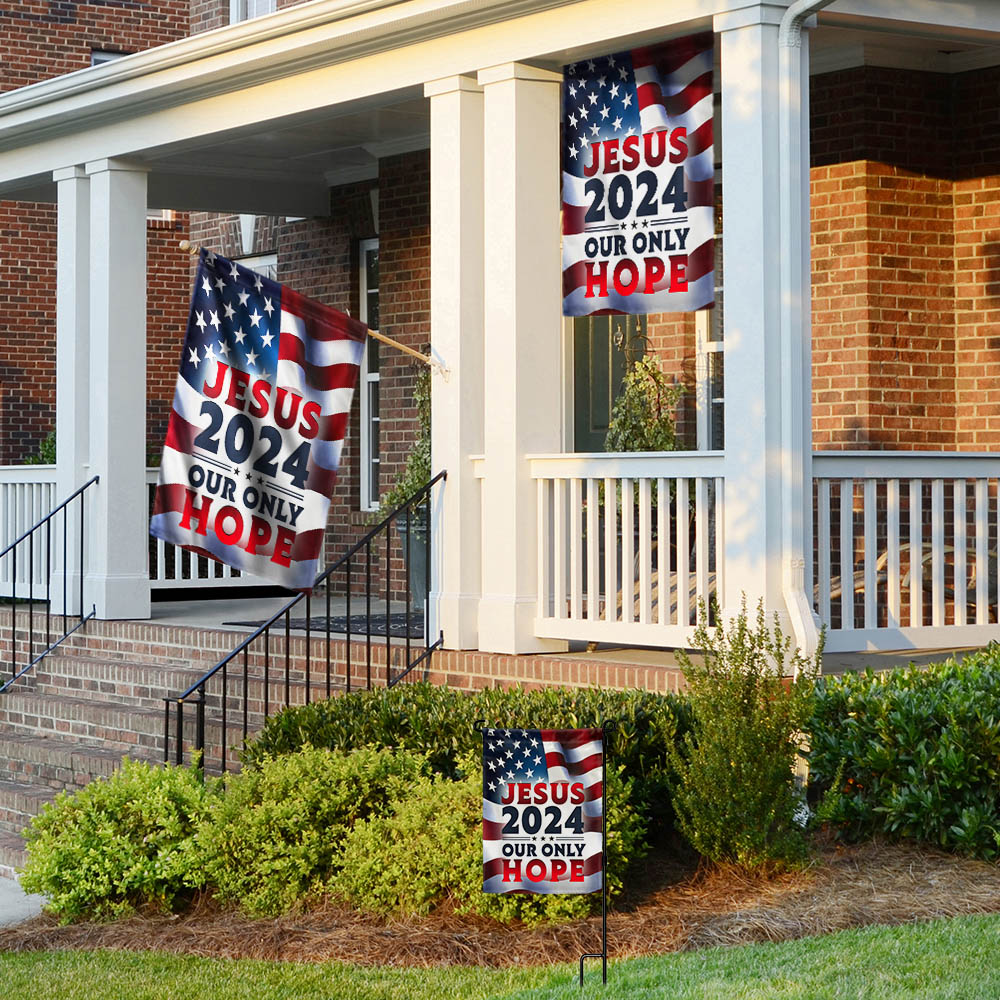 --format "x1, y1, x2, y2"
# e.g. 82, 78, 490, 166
778, 0, 838, 662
